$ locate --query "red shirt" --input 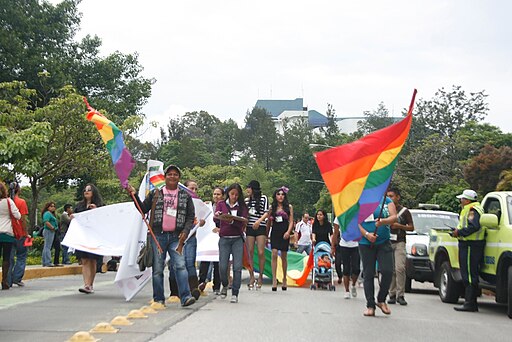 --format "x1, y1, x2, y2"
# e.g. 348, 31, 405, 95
12, 195, 28, 236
